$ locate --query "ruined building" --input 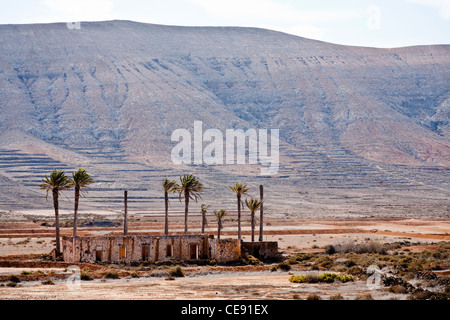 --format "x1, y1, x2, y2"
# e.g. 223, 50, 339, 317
62, 234, 278, 264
